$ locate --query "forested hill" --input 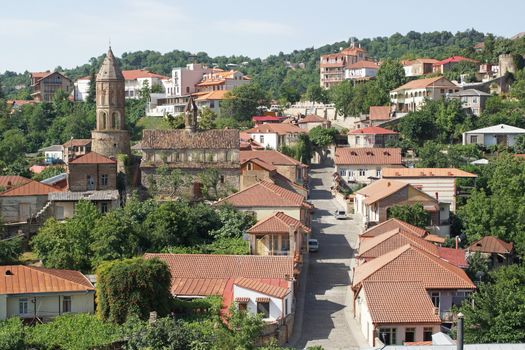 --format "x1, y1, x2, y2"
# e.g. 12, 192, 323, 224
3, 29, 525, 100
